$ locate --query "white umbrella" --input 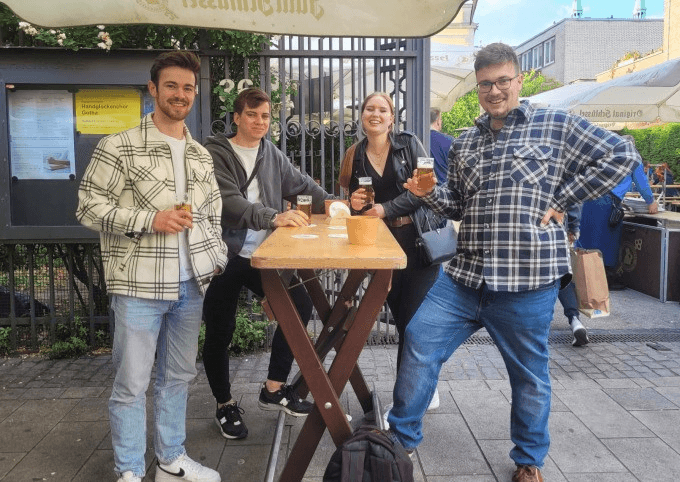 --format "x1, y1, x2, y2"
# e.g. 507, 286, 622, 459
3, 0, 466, 38
526, 58, 680, 123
